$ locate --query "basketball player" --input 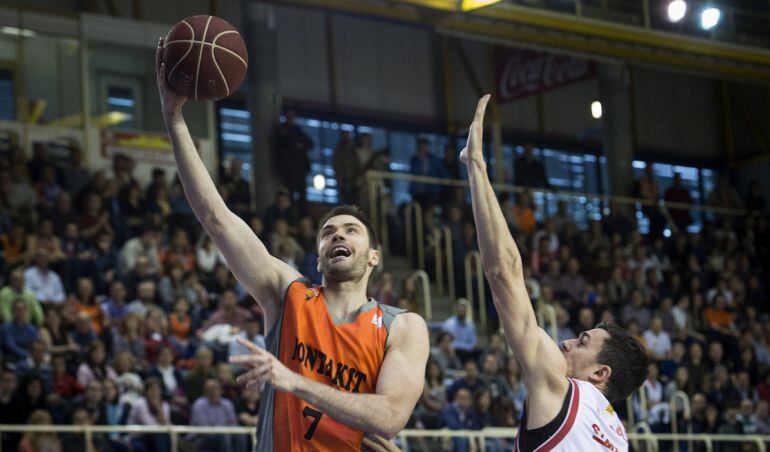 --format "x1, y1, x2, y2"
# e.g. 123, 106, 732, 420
155, 39, 428, 451
461, 95, 648, 451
